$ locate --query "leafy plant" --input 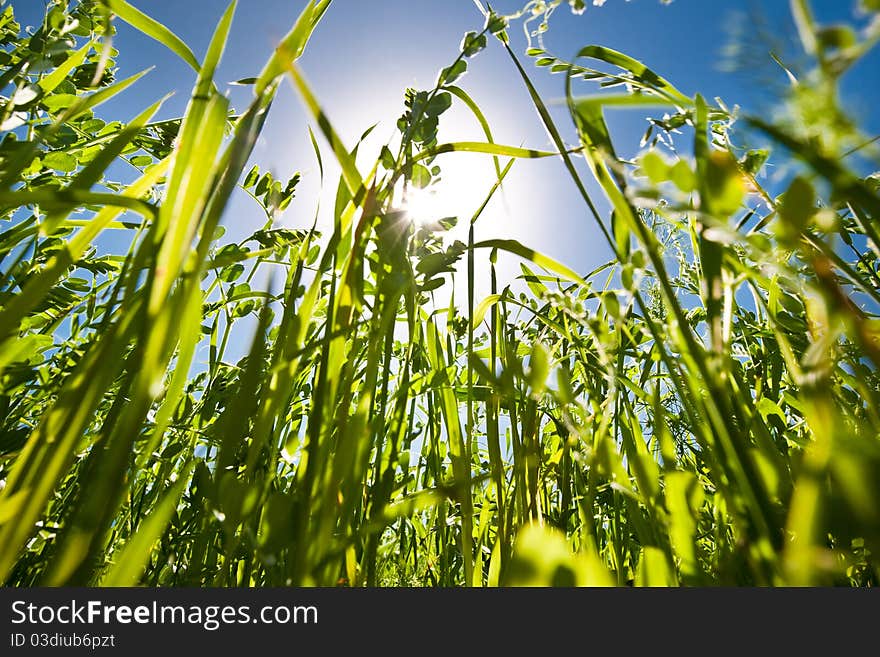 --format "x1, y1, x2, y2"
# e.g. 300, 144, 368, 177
0, 0, 878, 587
